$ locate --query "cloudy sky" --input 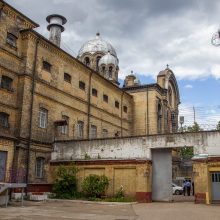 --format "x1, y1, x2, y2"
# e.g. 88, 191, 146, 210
6, 0, 220, 128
